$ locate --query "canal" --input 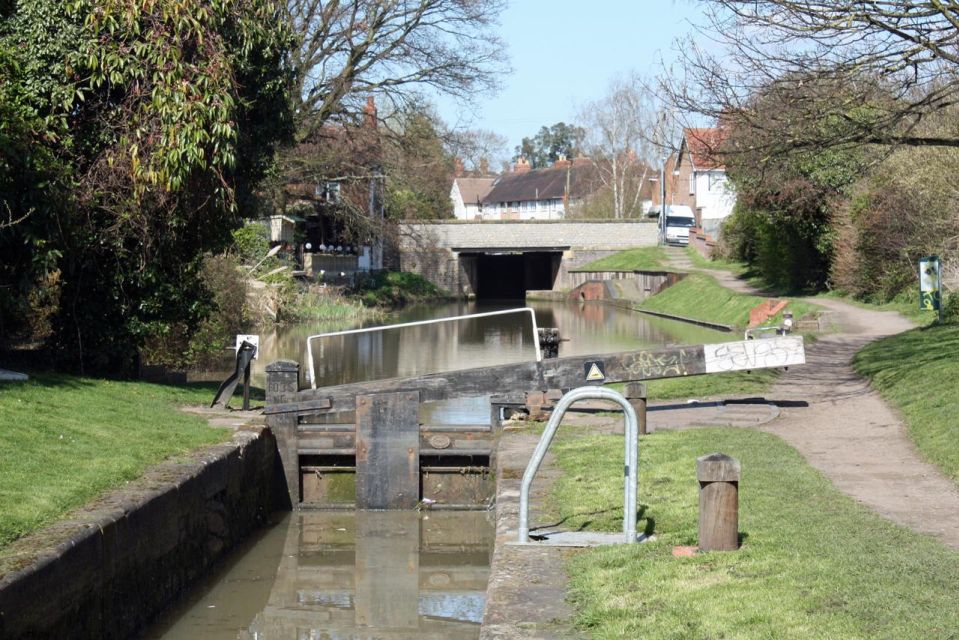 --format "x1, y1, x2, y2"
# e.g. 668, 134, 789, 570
148, 300, 726, 639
